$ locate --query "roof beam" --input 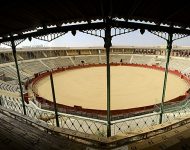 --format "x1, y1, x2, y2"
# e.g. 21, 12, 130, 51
1, 20, 190, 43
